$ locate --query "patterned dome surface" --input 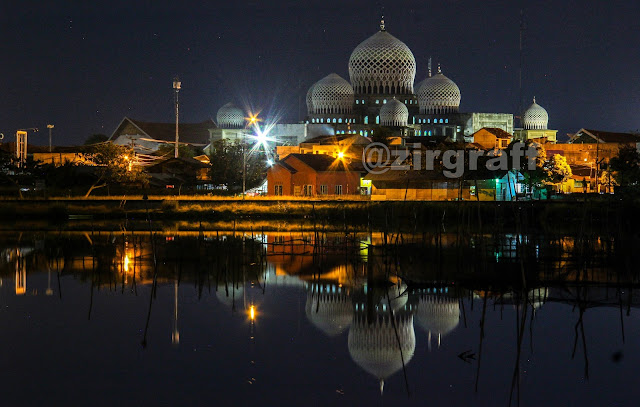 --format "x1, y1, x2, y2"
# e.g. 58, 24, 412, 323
417, 72, 461, 114
349, 29, 416, 96
311, 73, 354, 115
348, 315, 415, 381
522, 98, 549, 130
306, 82, 317, 115
305, 288, 353, 337
380, 98, 409, 127
216, 102, 245, 128
416, 295, 460, 337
